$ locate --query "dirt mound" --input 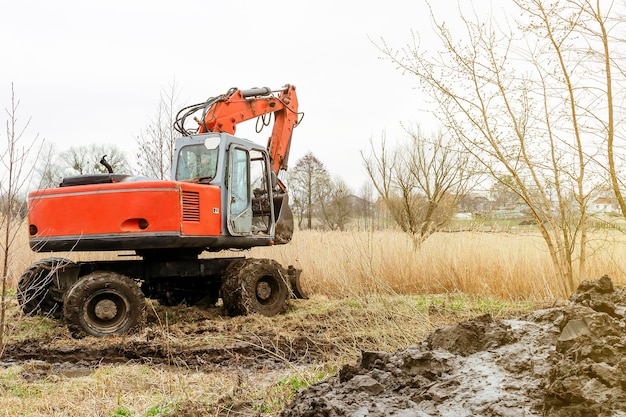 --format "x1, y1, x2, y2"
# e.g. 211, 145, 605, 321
281, 275, 626, 417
